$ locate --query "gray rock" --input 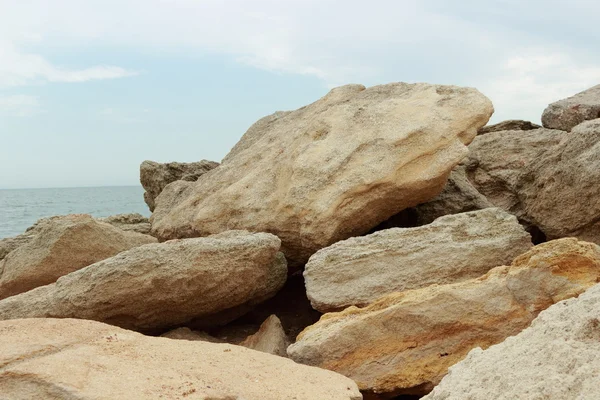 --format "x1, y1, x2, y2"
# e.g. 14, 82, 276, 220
0, 231, 287, 332
542, 84, 600, 131
478, 119, 541, 135
304, 208, 532, 312
140, 160, 219, 211
151, 83, 493, 268
424, 282, 600, 400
